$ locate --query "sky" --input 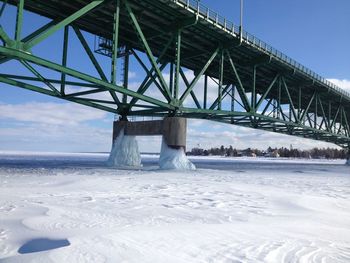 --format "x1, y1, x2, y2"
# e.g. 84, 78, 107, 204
0, 0, 350, 153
